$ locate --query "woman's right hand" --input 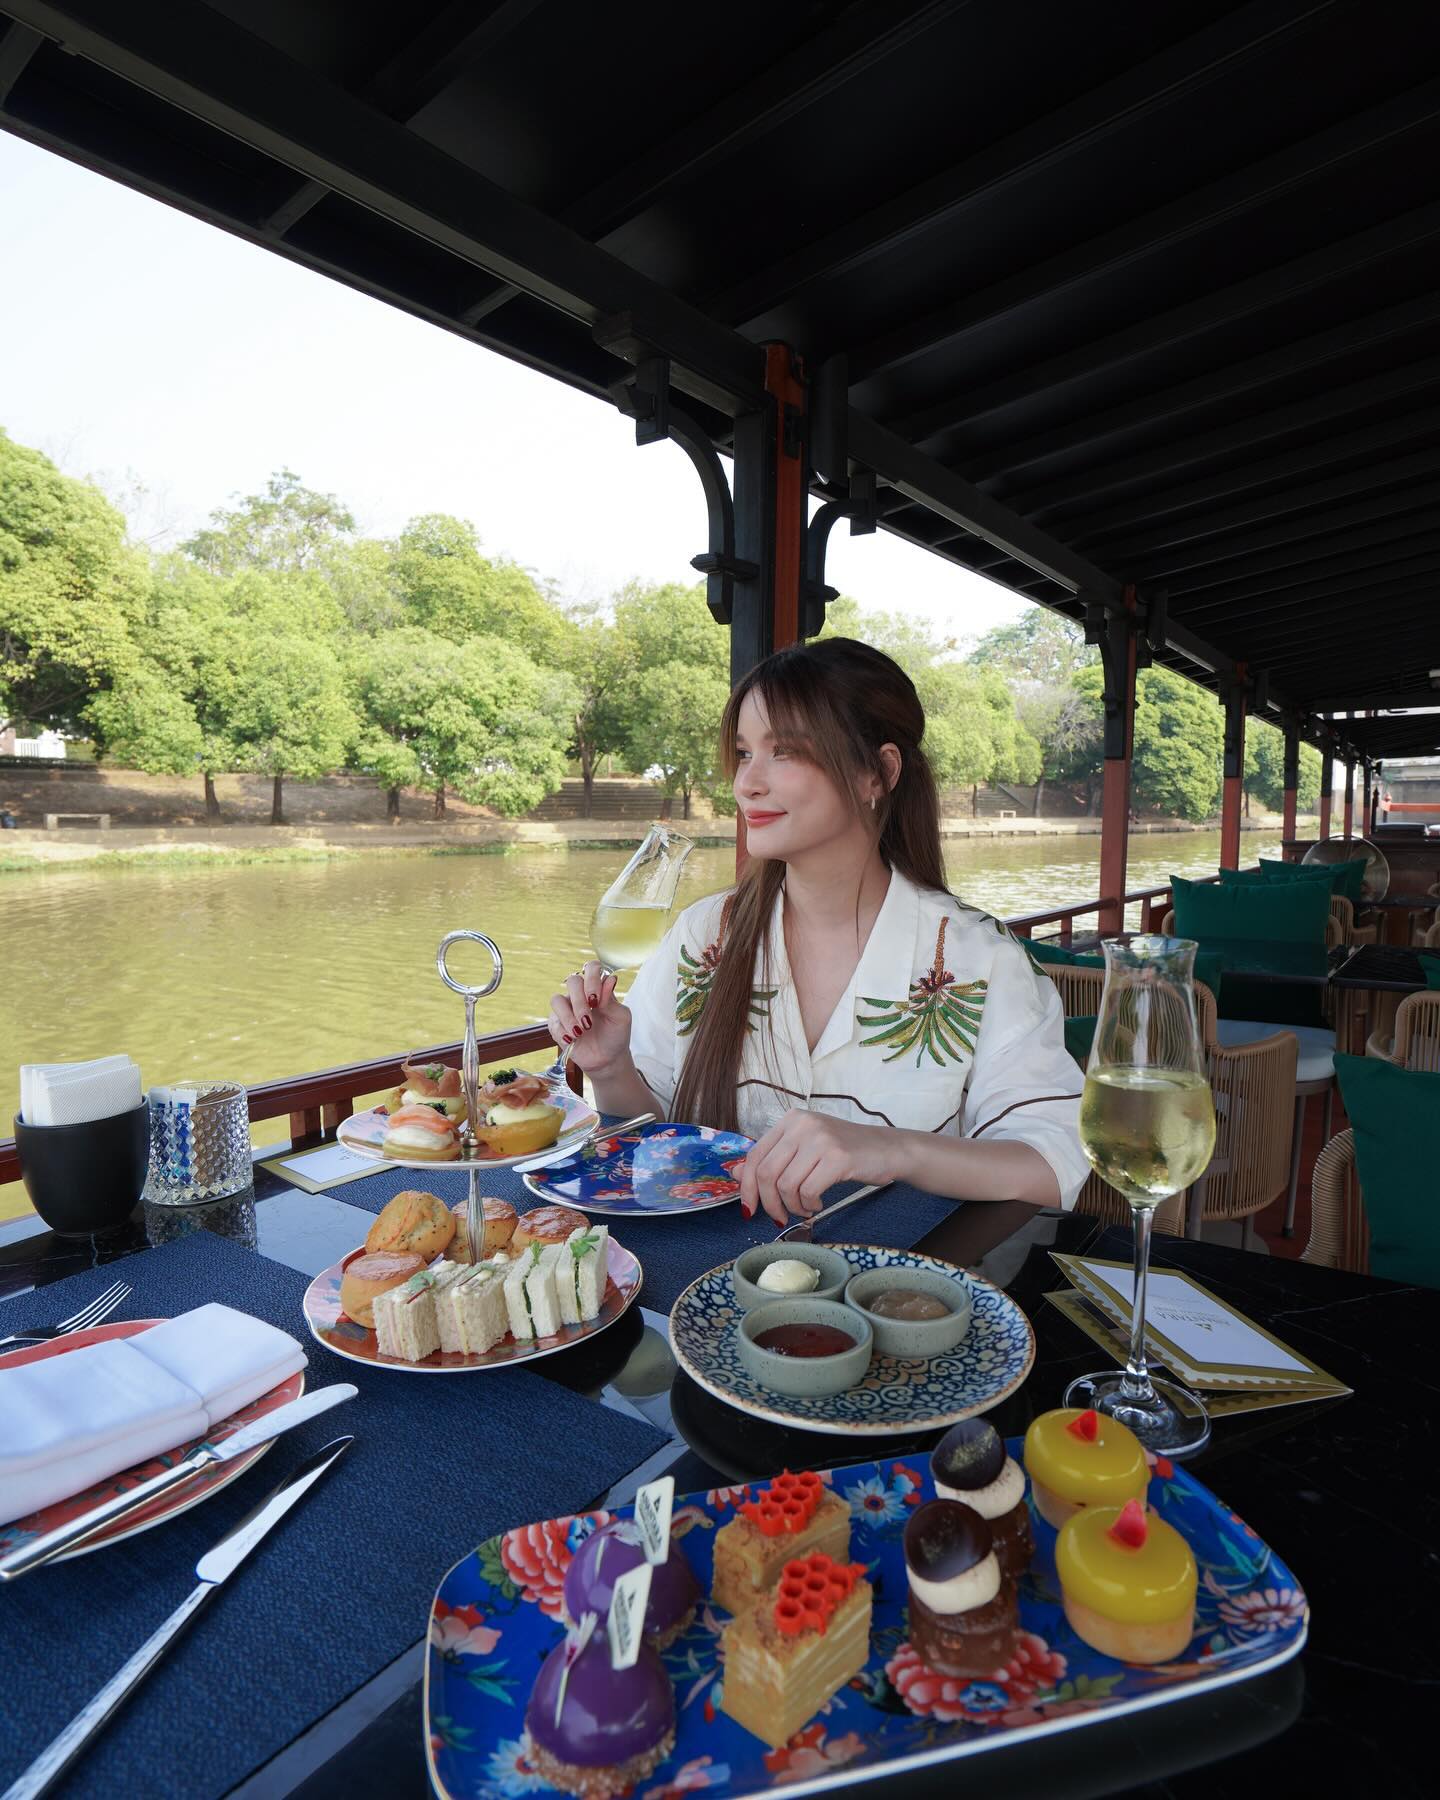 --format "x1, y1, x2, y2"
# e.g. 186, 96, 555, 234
548, 959, 631, 1073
